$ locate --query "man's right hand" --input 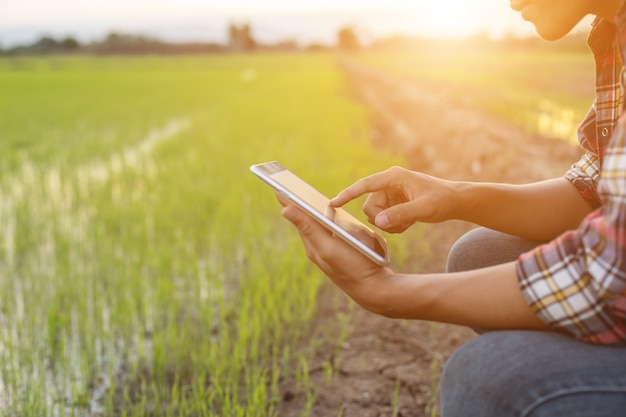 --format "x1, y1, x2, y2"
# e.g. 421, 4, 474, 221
330, 166, 457, 233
